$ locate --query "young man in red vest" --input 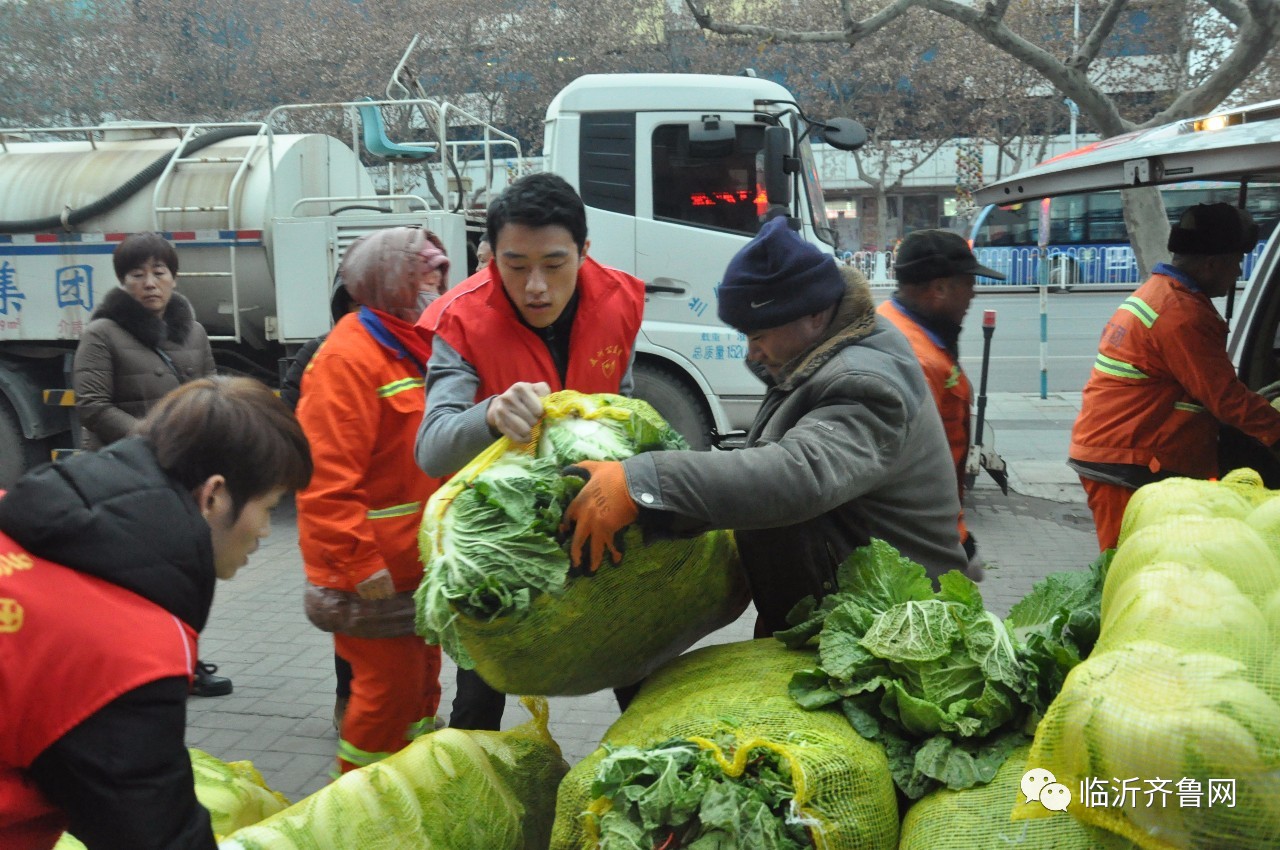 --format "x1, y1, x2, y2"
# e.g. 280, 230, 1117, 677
0, 377, 312, 850
878, 229, 1005, 579
414, 172, 645, 730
